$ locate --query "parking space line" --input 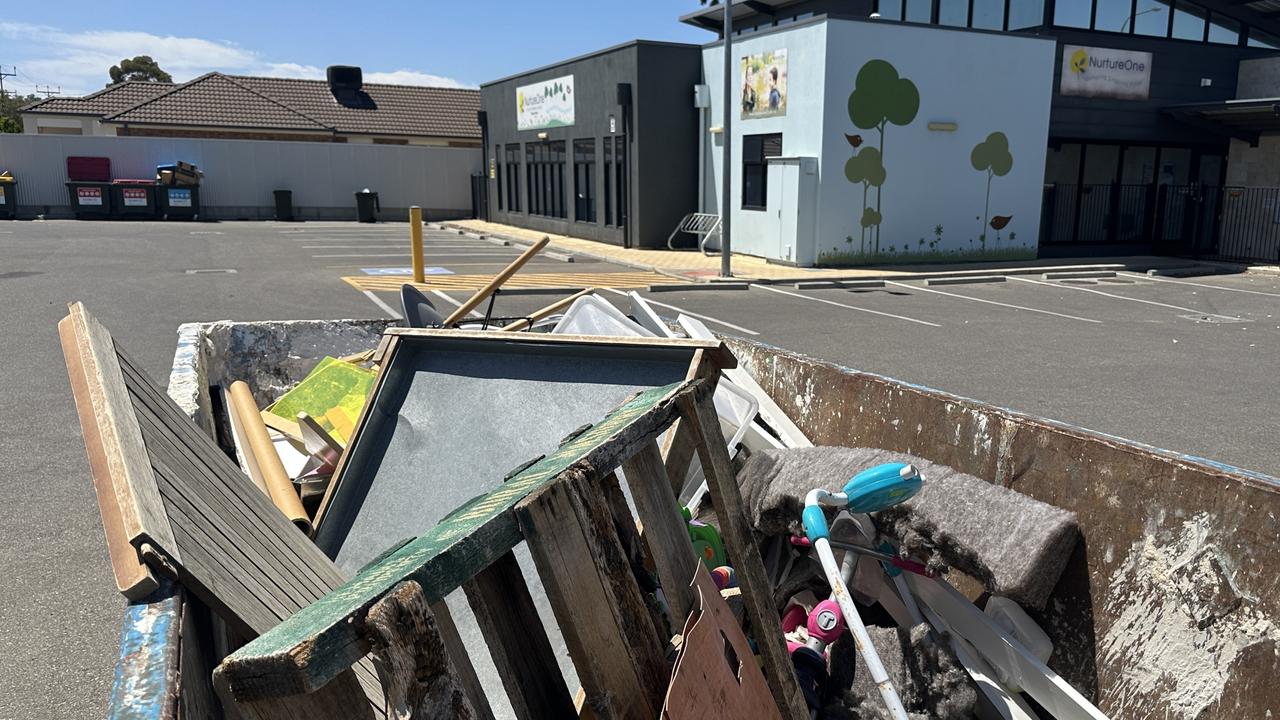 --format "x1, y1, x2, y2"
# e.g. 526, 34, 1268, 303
886, 280, 1102, 324
599, 288, 759, 336
362, 290, 402, 319
1119, 271, 1280, 299
1010, 276, 1239, 317
425, 289, 484, 319
756, 284, 941, 327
